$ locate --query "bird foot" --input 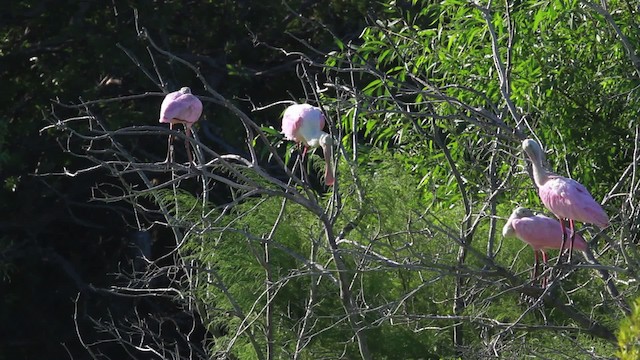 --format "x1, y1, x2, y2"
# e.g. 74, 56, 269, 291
531, 273, 550, 289
519, 292, 544, 307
